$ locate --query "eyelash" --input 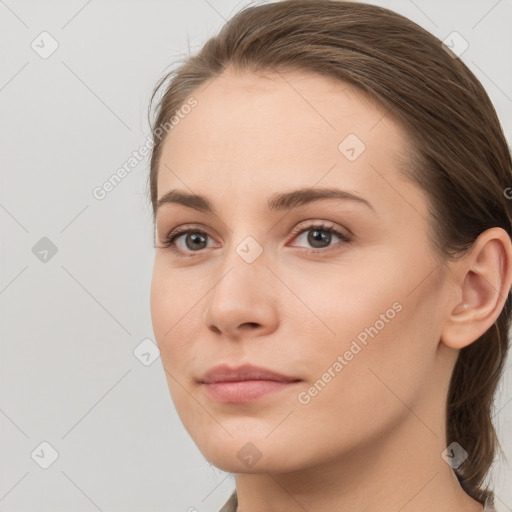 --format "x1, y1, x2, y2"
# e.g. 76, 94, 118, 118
157, 222, 352, 259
